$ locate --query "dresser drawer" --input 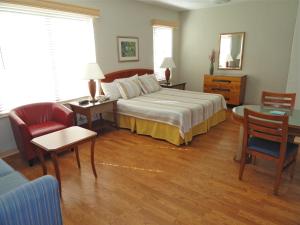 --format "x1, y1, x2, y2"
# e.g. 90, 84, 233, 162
203, 75, 247, 105
204, 88, 231, 101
